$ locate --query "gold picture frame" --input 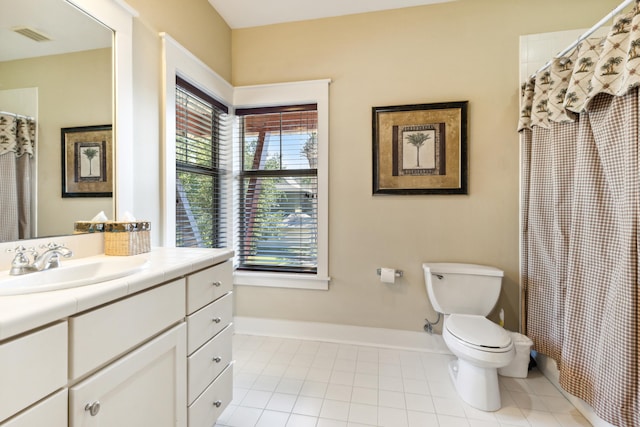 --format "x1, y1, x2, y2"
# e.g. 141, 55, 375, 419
61, 125, 113, 197
372, 101, 468, 195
